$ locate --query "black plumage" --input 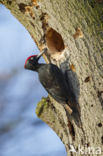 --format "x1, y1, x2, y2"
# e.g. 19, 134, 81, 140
24, 52, 80, 118
39, 64, 70, 103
